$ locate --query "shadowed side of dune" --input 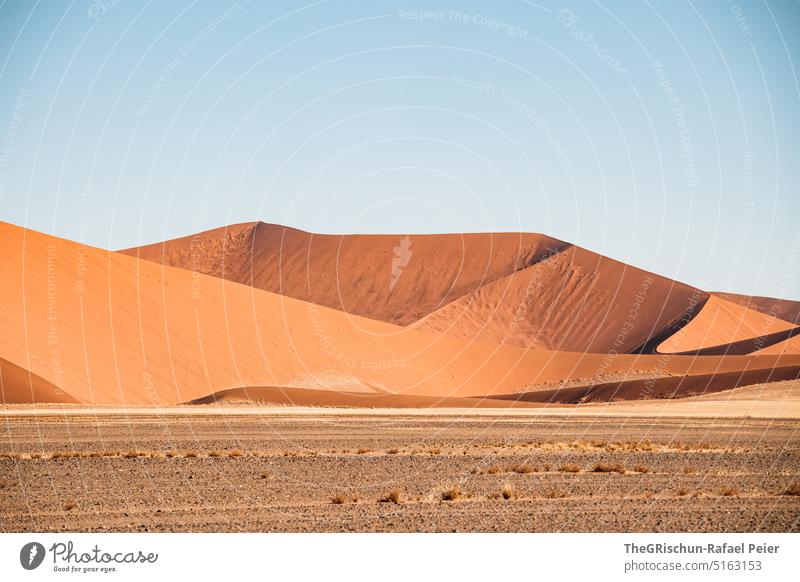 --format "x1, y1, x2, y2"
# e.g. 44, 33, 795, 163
492, 365, 800, 404
0, 358, 79, 404
120, 222, 569, 326
185, 385, 542, 408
